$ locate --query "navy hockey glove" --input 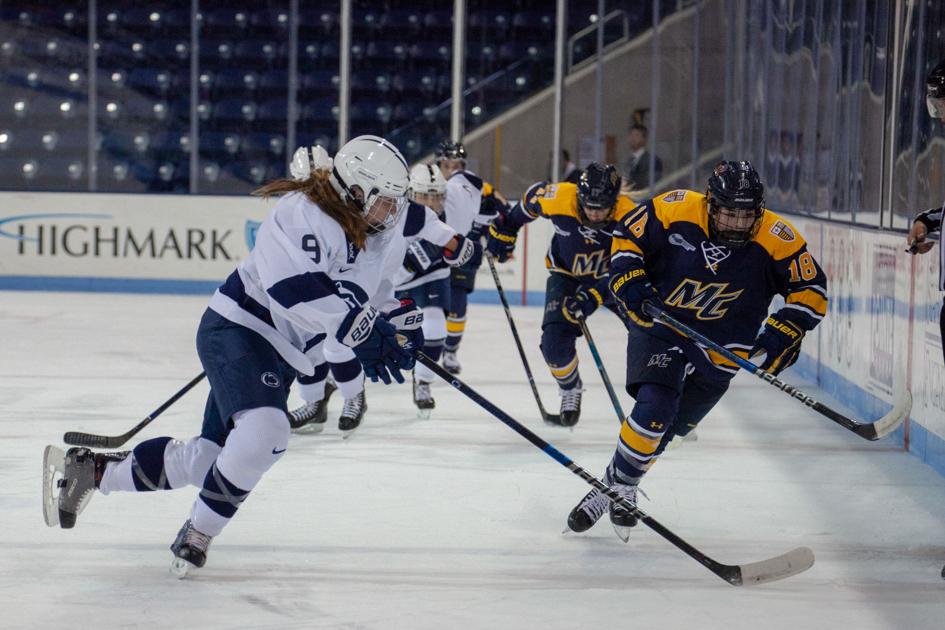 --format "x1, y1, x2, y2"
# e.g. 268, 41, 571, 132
751, 315, 805, 375
404, 240, 443, 274
610, 268, 661, 328
337, 306, 411, 385
384, 299, 425, 370
486, 224, 518, 262
443, 234, 481, 268
561, 287, 604, 324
